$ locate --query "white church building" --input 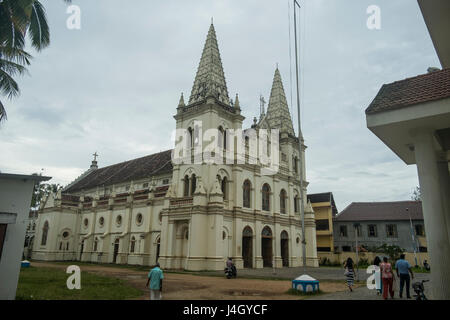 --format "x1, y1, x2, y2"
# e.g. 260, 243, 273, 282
32, 24, 319, 270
